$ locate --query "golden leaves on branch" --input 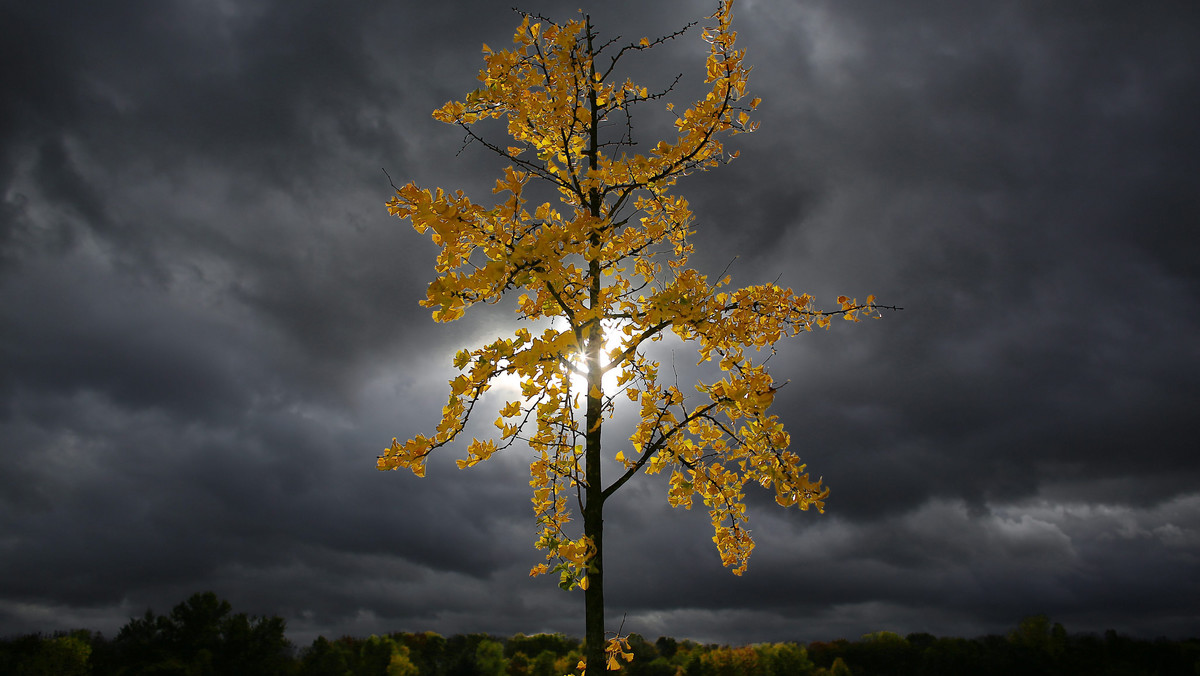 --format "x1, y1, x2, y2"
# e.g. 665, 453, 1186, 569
605, 636, 635, 671
379, 0, 887, 589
